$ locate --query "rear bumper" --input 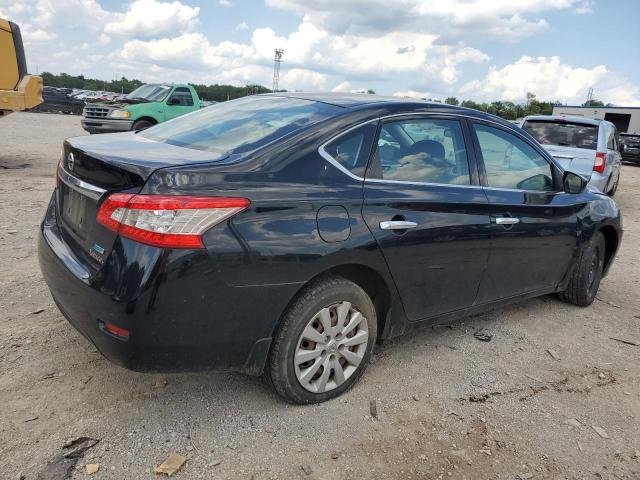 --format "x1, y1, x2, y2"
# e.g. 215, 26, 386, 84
38, 194, 294, 374
81, 118, 133, 134
622, 152, 640, 164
